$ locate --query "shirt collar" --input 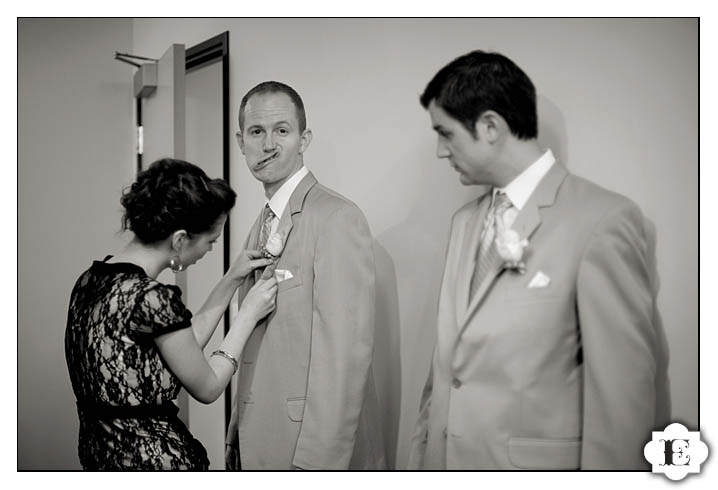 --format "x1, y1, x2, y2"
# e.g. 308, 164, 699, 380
265, 166, 309, 218
496, 149, 556, 210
